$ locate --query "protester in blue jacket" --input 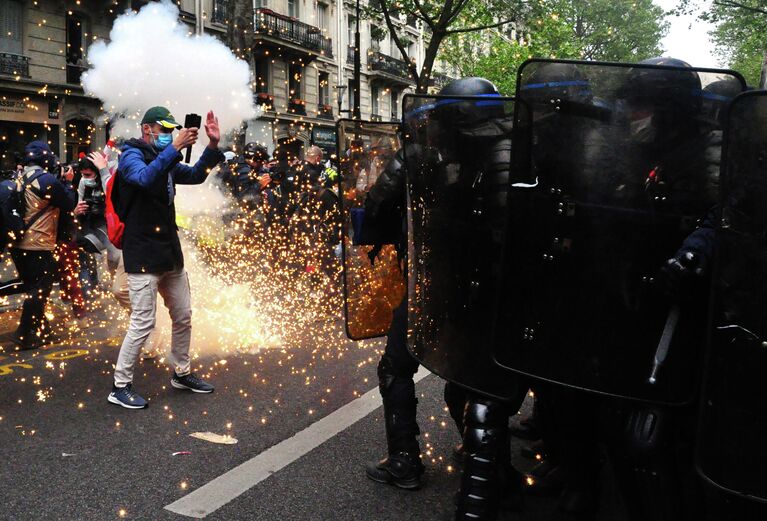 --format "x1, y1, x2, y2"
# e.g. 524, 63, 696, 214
108, 106, 223, 409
